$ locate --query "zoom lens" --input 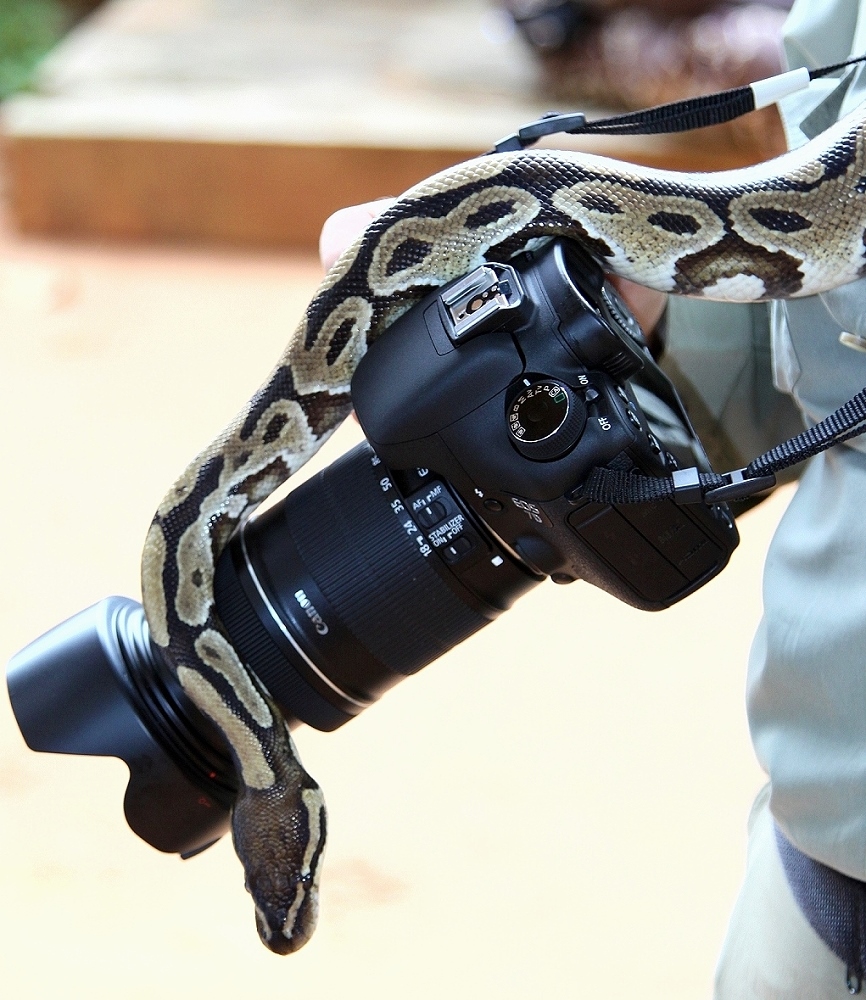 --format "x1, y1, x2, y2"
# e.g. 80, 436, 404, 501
213, 441, 508, 731
7, 439, 536, 857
